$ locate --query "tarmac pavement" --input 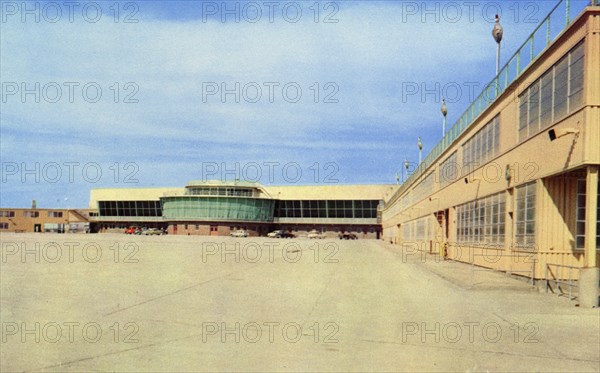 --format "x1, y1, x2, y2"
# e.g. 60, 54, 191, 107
1, 233, 598, 372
